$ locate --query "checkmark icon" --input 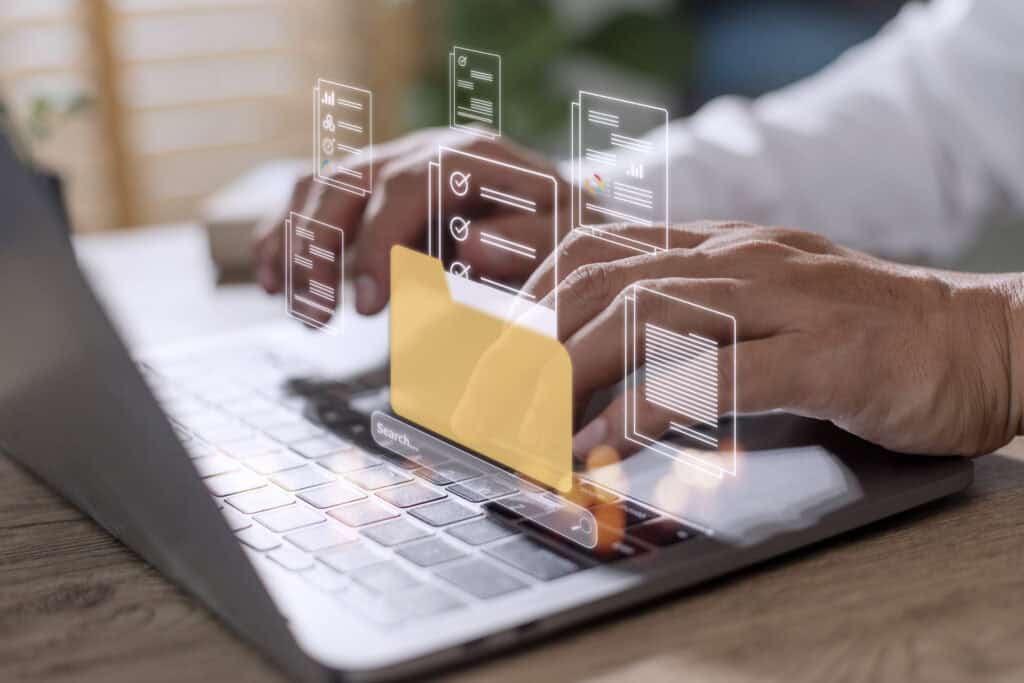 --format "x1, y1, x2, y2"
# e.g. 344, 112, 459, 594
449, 216, 471, 242
449, 171, 471, 197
